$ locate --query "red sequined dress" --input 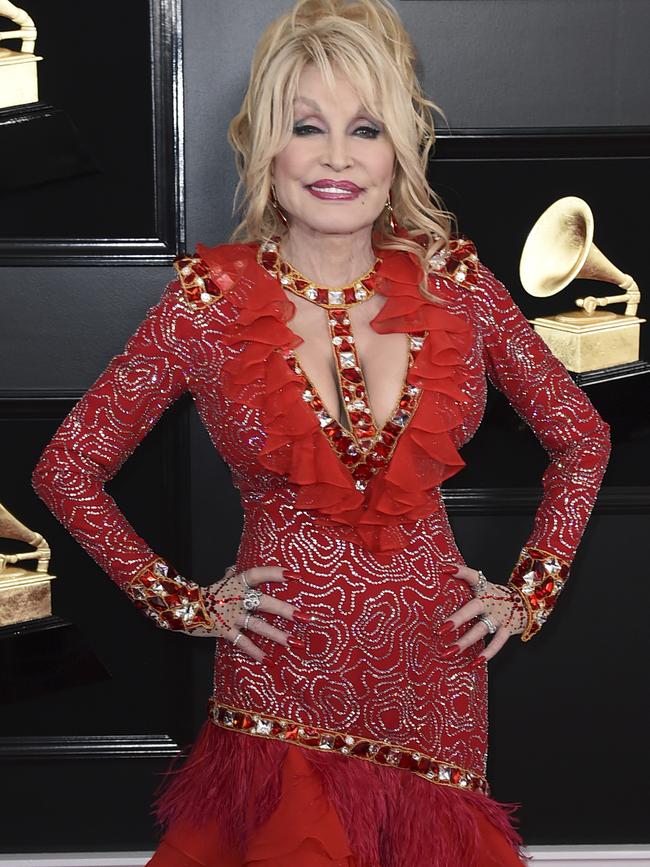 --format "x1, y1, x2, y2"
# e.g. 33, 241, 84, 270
32, 236, 611, 867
